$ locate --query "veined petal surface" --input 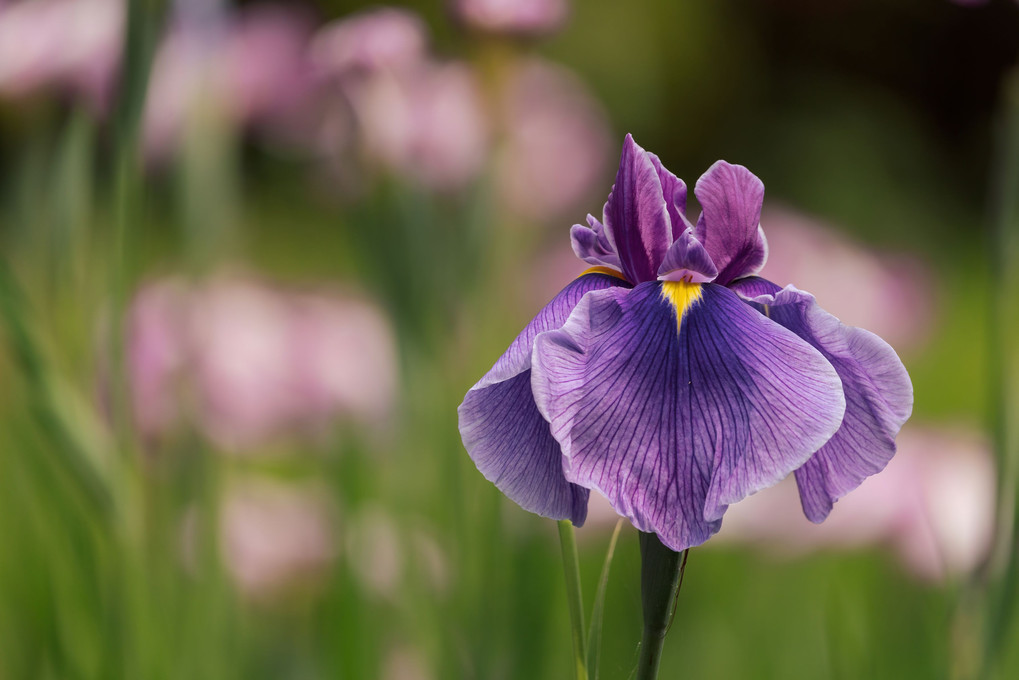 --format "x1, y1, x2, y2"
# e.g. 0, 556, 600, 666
531, 282, 846, 550
694, 161, 768, 285
731, 277, 914, 522
571, 214, 621, 270
648, 152, 693, 240
603, 134, 672, 283
458, 271, 627, 524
